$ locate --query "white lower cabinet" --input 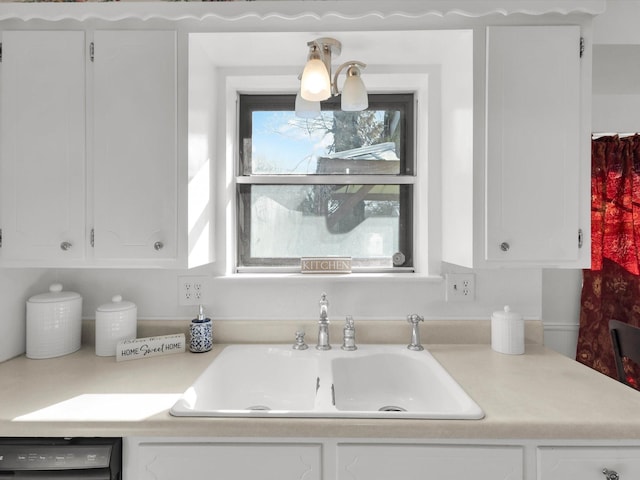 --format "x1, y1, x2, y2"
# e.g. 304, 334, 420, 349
538, 447, 640, 480
125, 439, 522, 480
337, 444, 523, 480
125, 439, 640, 480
